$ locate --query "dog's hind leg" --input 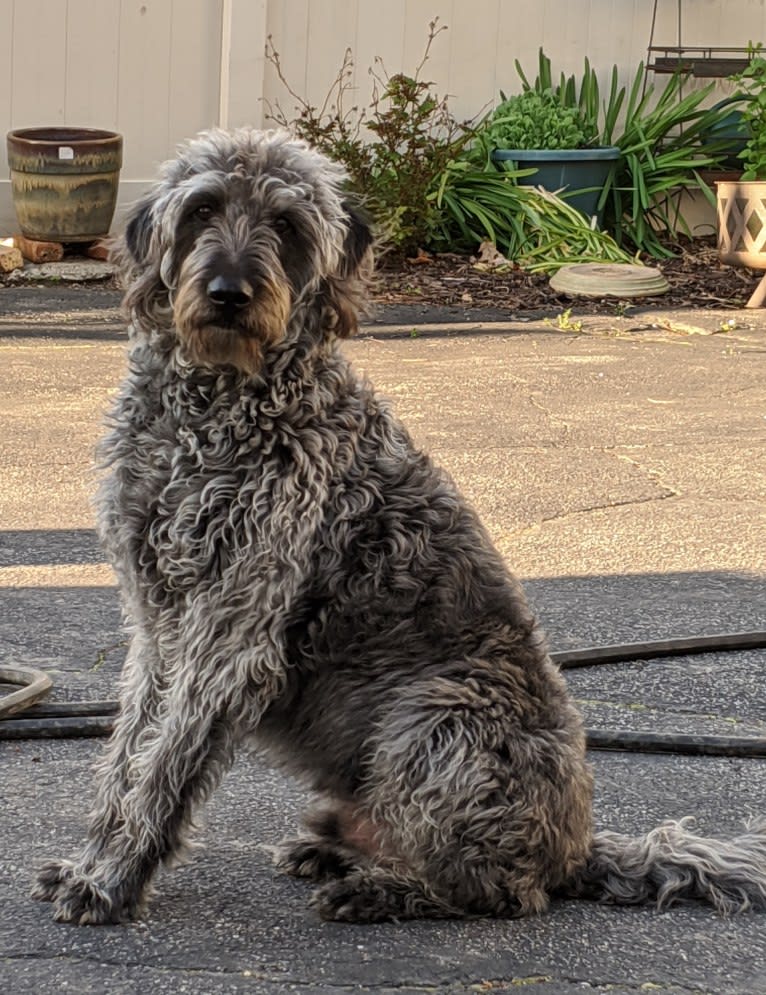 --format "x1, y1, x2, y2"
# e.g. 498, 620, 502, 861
313, 865, 460, 921
313, 670, 593, 922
